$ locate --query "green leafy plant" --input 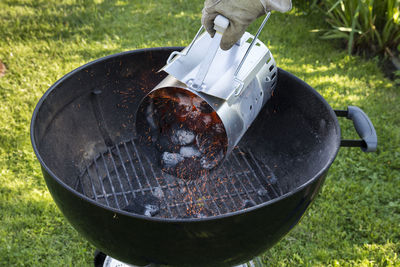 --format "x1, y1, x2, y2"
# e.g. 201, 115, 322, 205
293, 0, 320, 11
321, 0, 400, 56
394, 69, 400, 84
